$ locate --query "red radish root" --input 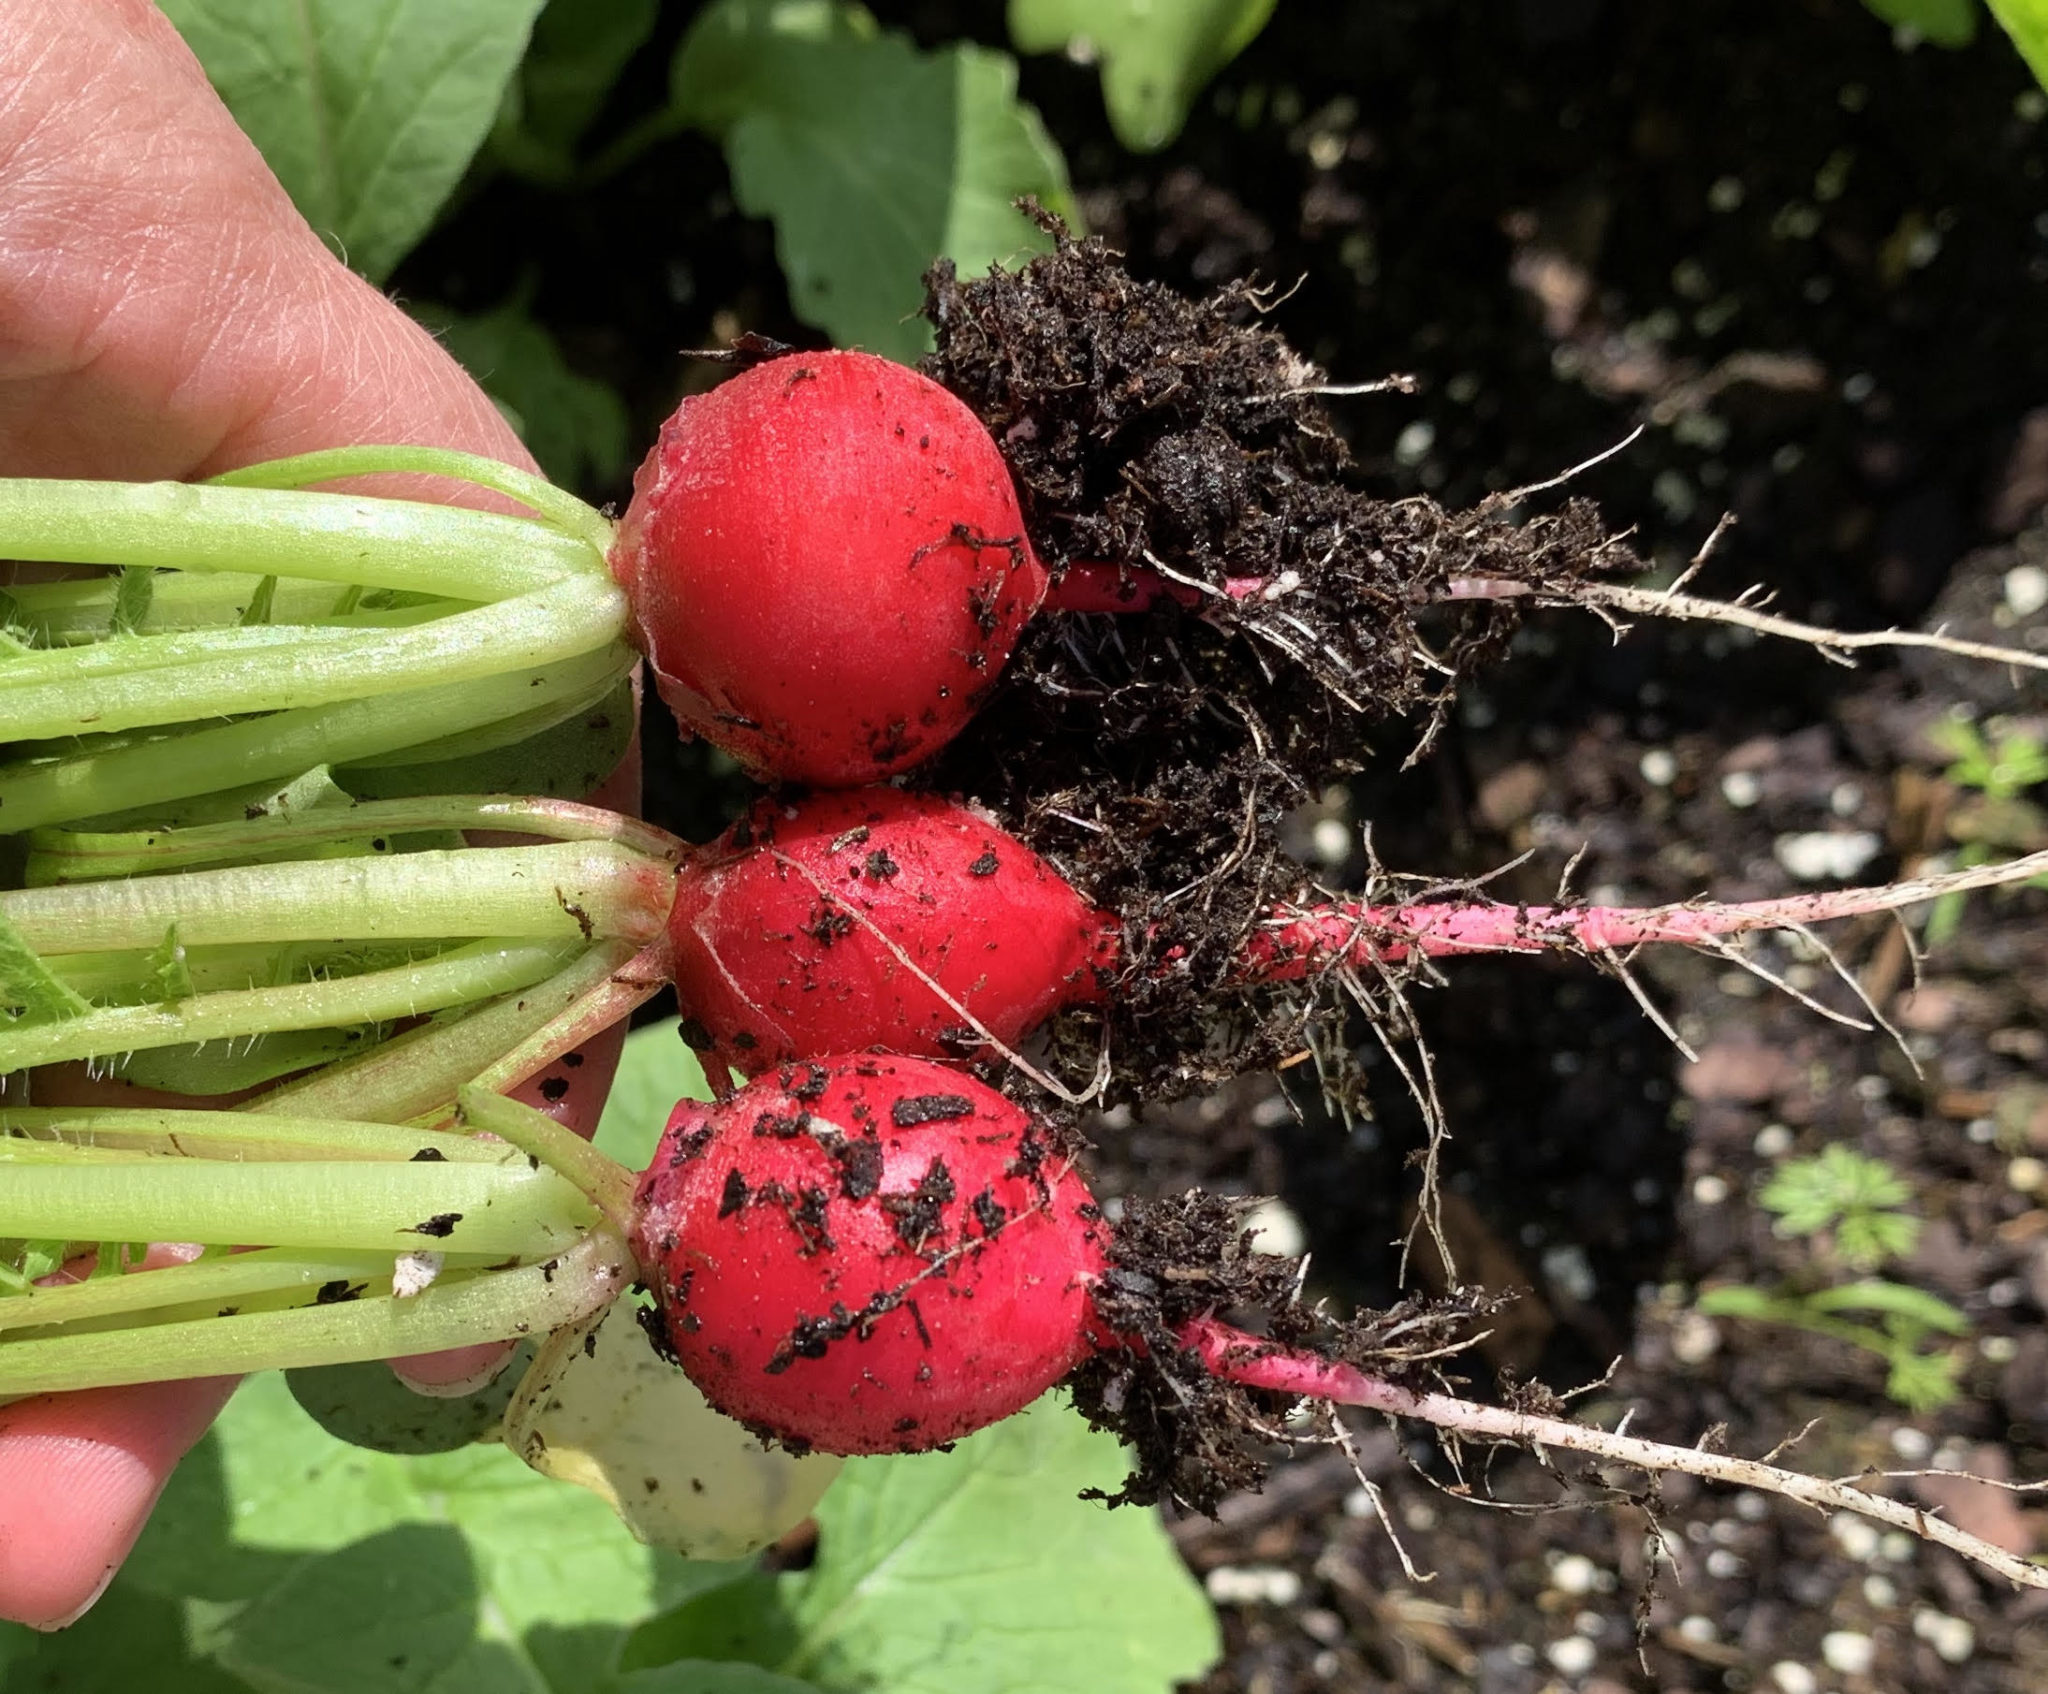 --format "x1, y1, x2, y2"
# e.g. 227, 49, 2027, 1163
657, 785, 2048, 1091
1238, 846, 2048, 978
610, 350, 1047, 785
630, 1055, 1108, 1454
667, 788, 1117, 1078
